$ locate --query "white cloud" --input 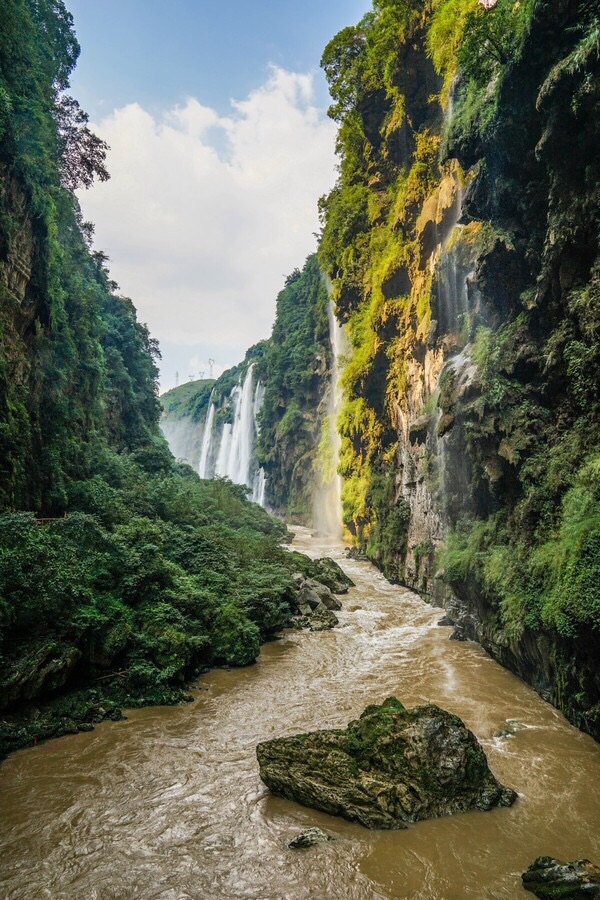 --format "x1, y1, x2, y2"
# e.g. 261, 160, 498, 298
78, 67, 337, 385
